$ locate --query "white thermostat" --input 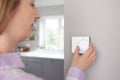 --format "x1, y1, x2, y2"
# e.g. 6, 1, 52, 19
71, 36, 90, 54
